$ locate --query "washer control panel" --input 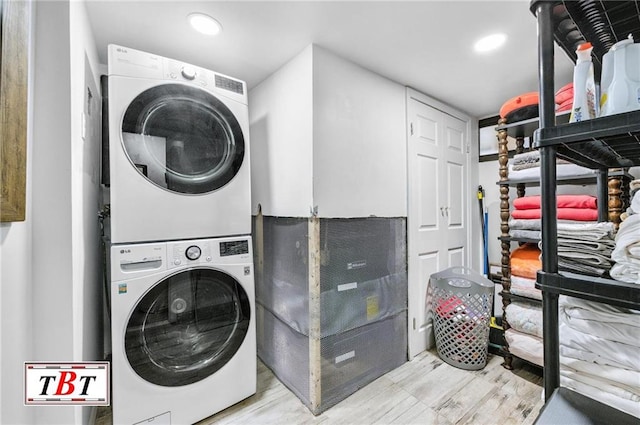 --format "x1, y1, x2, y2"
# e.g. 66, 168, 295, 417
166, 236, 252, 269
168, 240, 212, 268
